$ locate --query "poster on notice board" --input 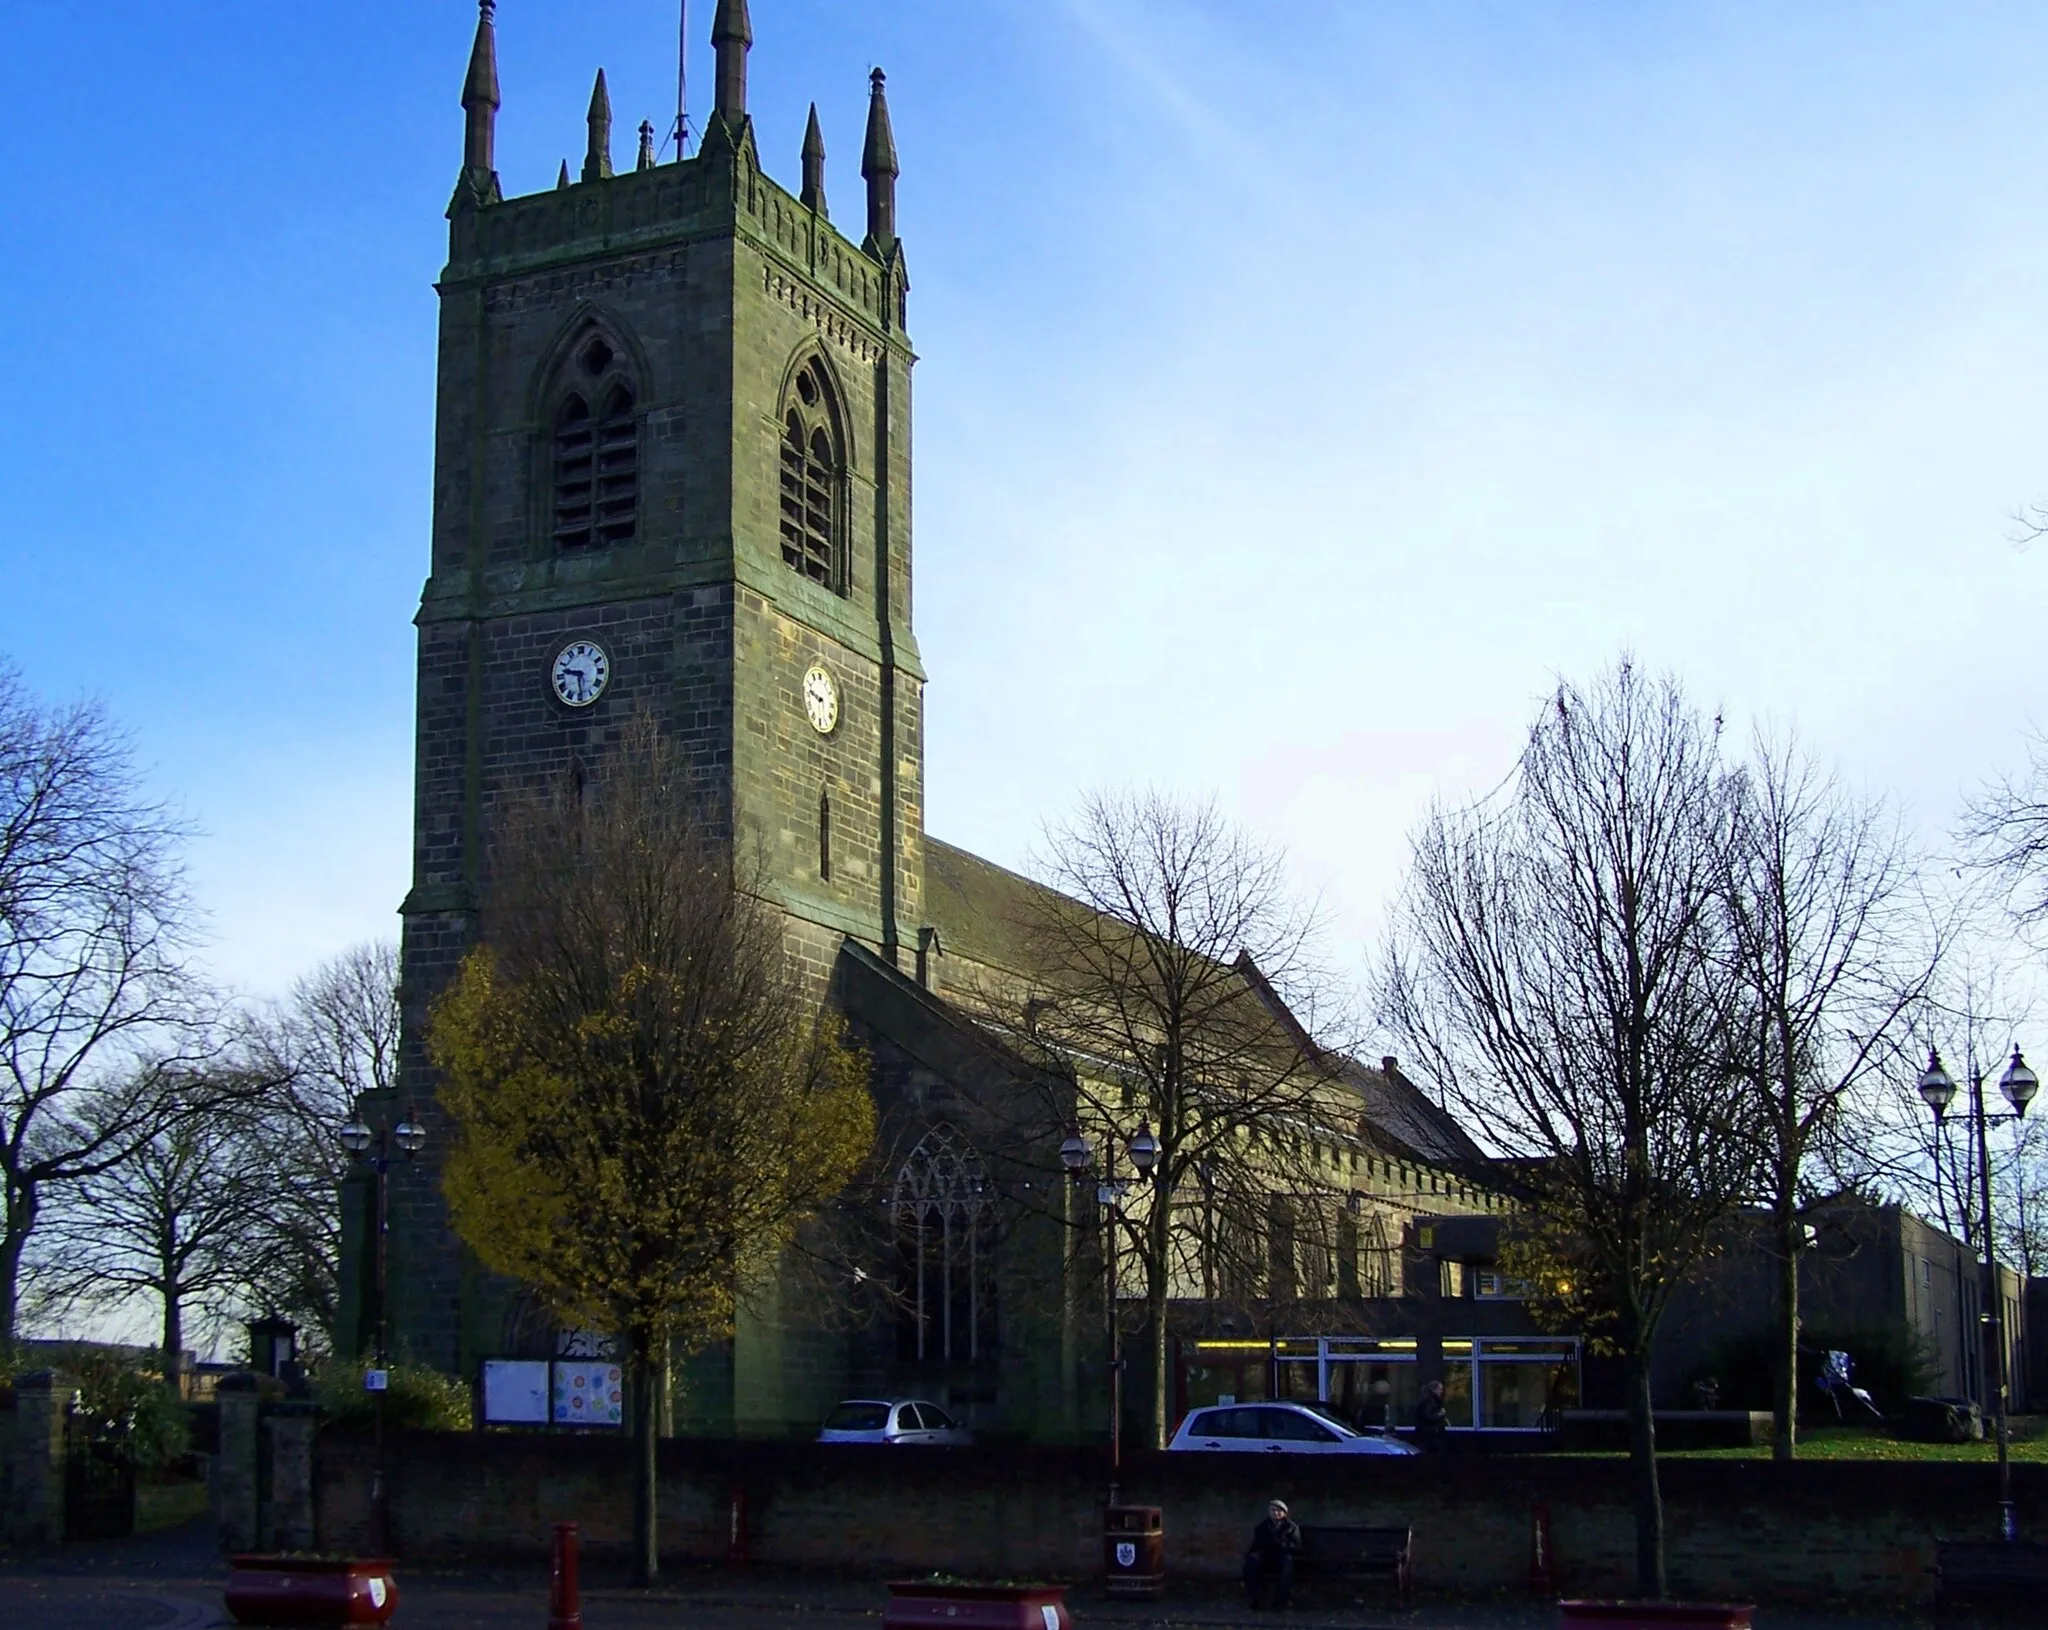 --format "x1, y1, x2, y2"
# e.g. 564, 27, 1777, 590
552, 1360, 624, 1427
